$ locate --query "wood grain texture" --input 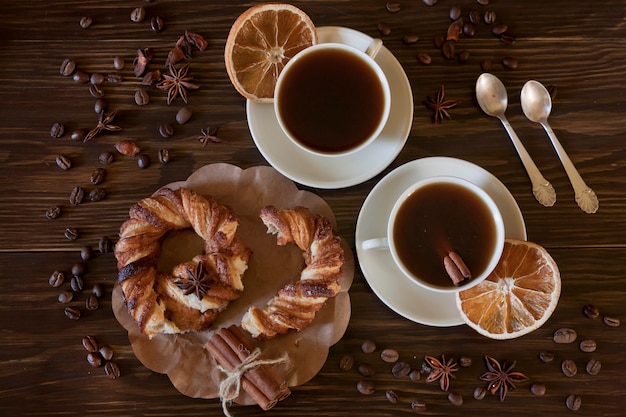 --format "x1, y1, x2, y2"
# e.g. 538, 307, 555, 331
1, 1, 625, 416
